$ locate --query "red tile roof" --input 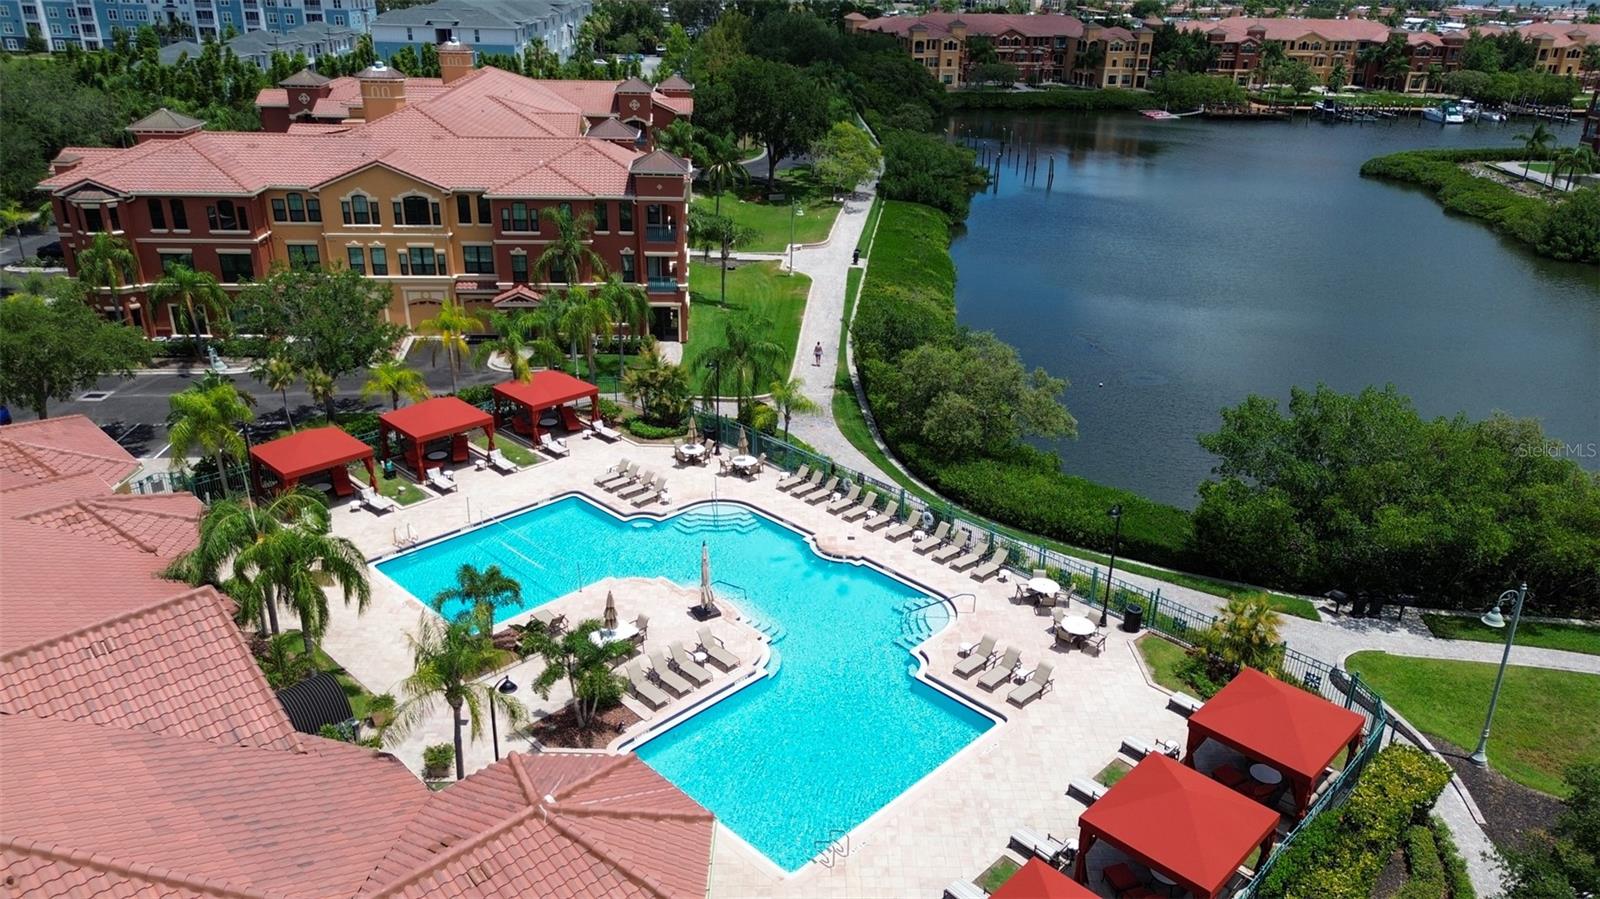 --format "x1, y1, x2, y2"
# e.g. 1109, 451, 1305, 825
0, 415, 140, 490
16, 492, 202, 557
1179, 15, 1396, 42
860, 11, 1088, 39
